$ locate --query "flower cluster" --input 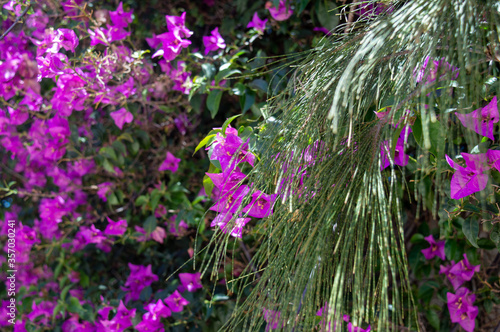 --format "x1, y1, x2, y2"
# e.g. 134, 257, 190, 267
205, 127, 276, 238
446, 149, 500, 199
439, 254, 480, 331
